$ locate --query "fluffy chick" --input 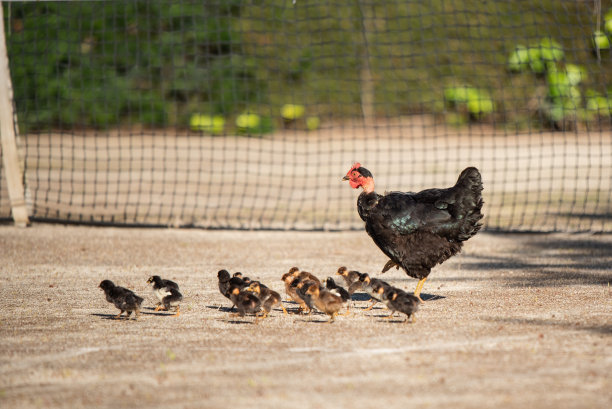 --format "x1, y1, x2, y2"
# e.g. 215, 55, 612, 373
336, 266, 364, 295
246, 281, 287, 318
305, 284, 346, 323
158, 287, 183, 317
292, 278, 319, 314
359, 273, 392, 311
233, 272, 252, 285
218, 269, 248, 310
146, 275, 180, 311
381, 288, 420, 322
325, 277, 351, 314
229, 287, 262, 319
99, 280, 144, 320
281, 267, 308, 313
